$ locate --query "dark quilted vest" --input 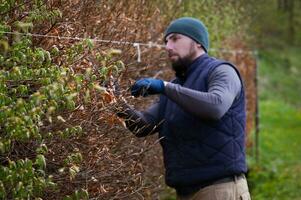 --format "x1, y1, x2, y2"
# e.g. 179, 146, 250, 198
158, 54, 247, 189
